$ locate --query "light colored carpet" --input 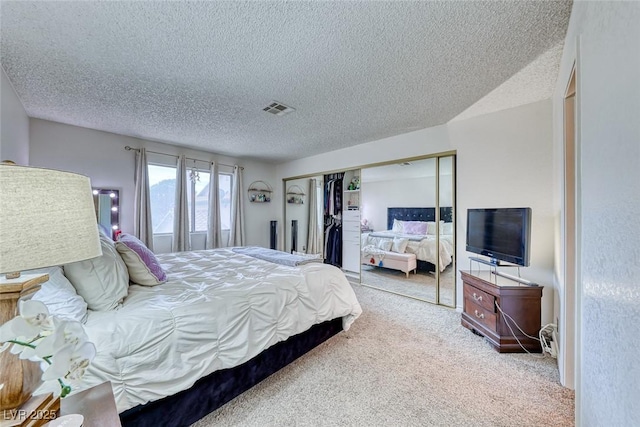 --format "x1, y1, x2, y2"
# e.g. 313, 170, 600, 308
361, 264, 455, 306
192, 284, 574, 427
